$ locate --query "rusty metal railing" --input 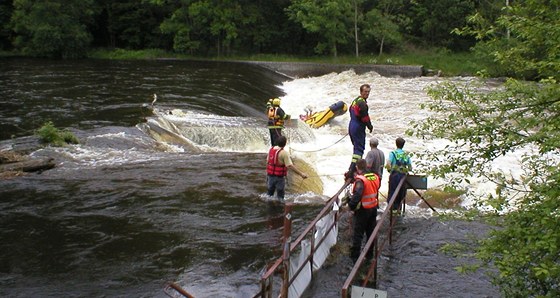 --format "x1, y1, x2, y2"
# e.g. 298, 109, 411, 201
253, 180, 352, 298
341, 174, 433, 297
165, 173, 431, 298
